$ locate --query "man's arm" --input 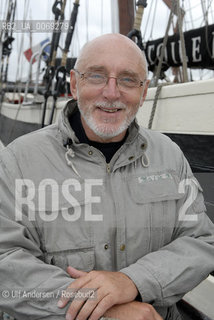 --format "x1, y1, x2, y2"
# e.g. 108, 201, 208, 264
61, 267, 163, 320
103, 301, 163, 320
0, 151, 72, 320
58, 199, 214, 320
58, 156, 214, 320
120, 155, 214, 306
